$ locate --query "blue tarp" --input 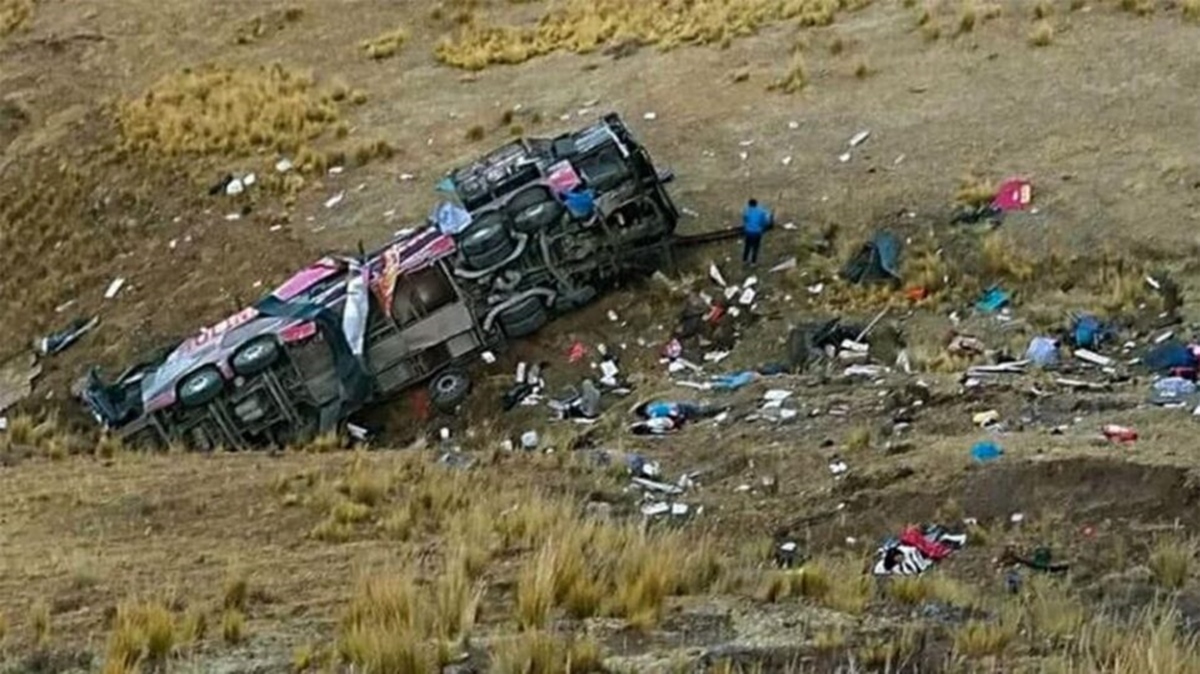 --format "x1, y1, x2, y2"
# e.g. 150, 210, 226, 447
971, 441, 1003, 463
